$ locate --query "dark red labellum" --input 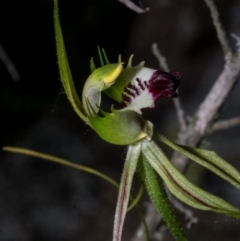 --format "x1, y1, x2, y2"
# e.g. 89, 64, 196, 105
148, 70, 181, 100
